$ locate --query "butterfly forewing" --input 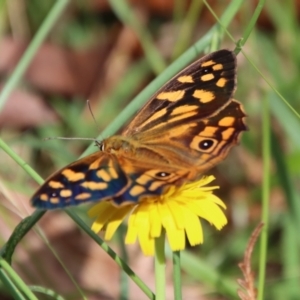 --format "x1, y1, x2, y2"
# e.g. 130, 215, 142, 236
123, 49, 237, 137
